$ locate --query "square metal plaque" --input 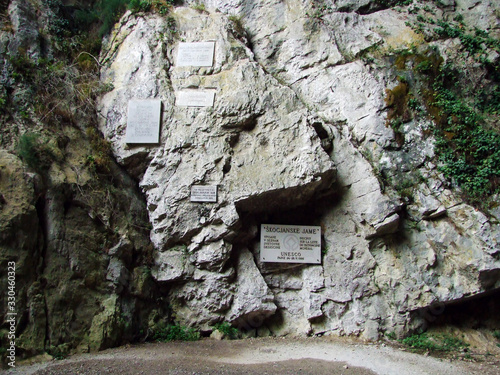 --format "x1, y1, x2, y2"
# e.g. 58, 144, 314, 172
176, 90, 216, 107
